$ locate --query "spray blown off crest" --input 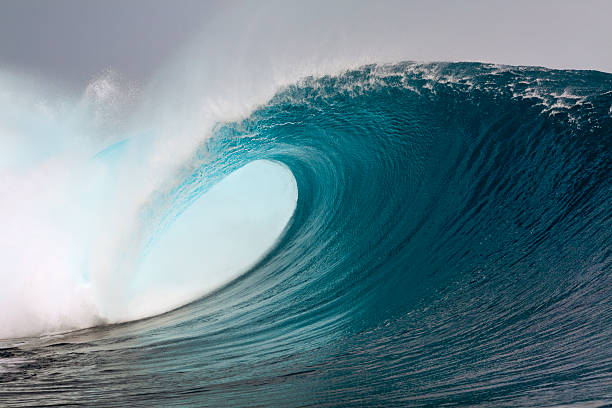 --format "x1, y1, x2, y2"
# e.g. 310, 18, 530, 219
0, 60, 300, 338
